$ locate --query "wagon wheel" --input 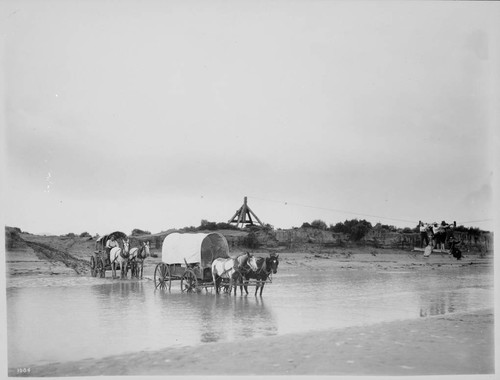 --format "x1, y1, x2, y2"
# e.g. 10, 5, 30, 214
89, 256, 97, 277
181, 269, 198, 293
97, 257, 105, 278
154, 263, 171, 291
